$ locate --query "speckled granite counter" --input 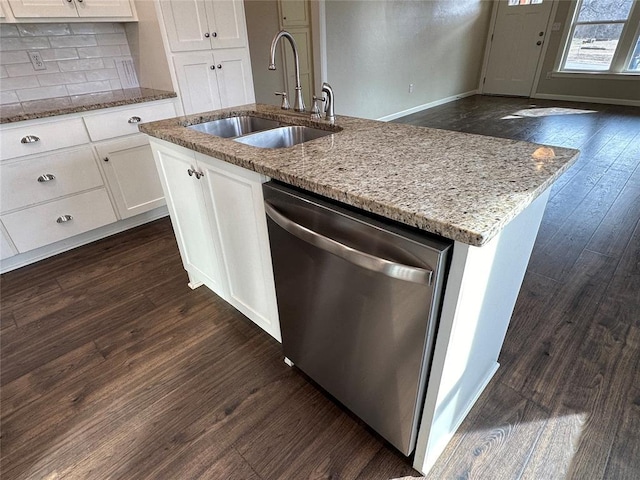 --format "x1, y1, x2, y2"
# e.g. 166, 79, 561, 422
139, 103, 580, 246
1, 88, 177, 124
